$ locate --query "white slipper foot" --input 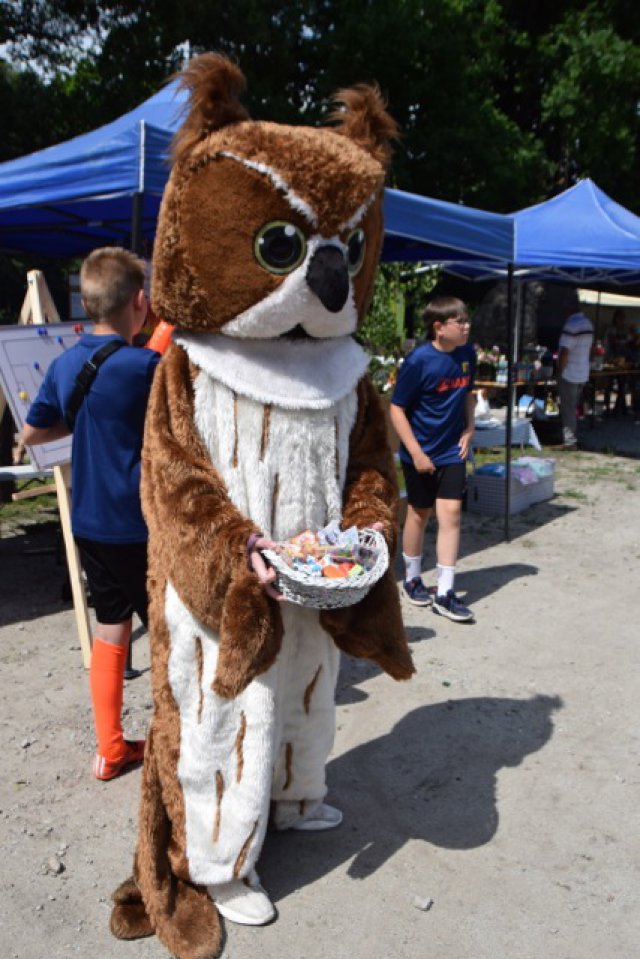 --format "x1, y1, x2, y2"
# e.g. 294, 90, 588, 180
291, 802, 343, 831
208, 875, 275, 926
